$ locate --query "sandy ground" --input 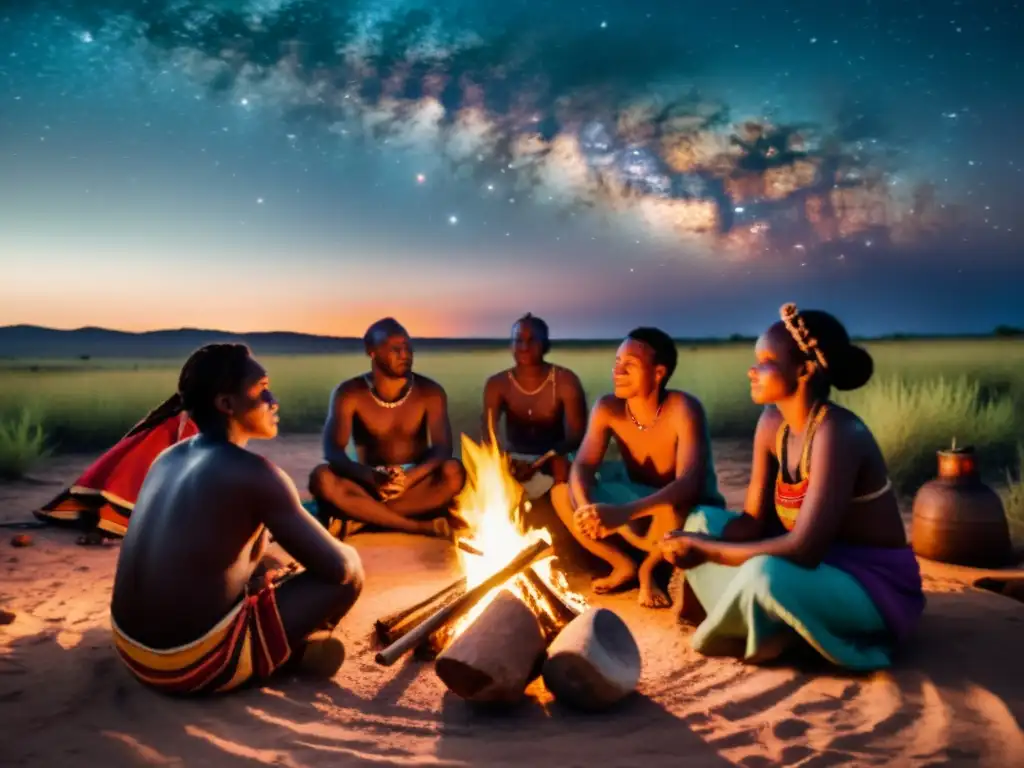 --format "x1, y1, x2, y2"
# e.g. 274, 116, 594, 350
1, 436, 1023, 767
